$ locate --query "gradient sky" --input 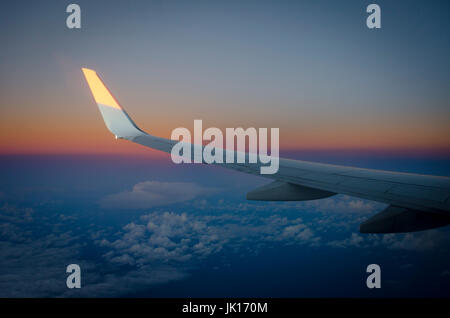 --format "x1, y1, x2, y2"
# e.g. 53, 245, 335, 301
1, 0, 449, 156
